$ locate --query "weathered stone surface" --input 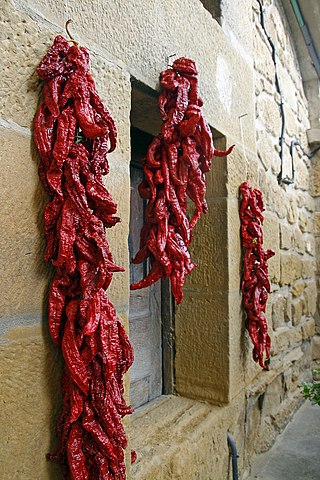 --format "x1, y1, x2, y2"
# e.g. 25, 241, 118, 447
287, 194, 298, 224
311, 159, 320, 197
280, 223, 292, 250
315, 212, 320, 236
0, 325, 63, 480
0, 128, 50, 316
302, 258, 315, 278
272, 294, 285, 330
312, 335, 320, 360
266, 176, 287, 219
294, 157, 309, 191
280, 254, 302, 286
292, 299, 303, 326
301, 319, 316, 340
303, 281, 317, 316
257, 129, 273, 171
271, 326, 302, 355
299, 210, 313, 233
292, 280, 305, 298
285, 293, 292, 323
293, 227, 305, 254
305, 234, 316, 256
263, 213, 280, 283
